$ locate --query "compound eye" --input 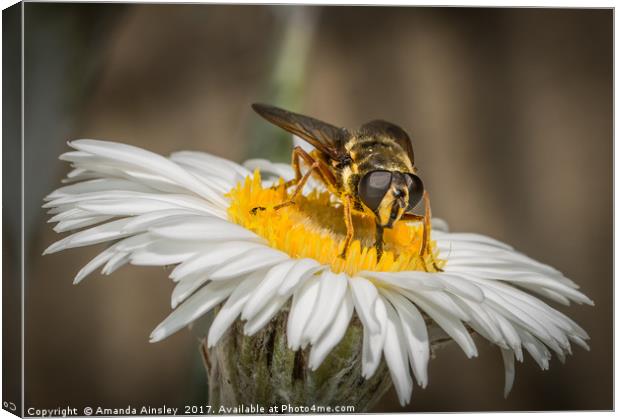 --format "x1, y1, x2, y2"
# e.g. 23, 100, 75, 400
358, 170, 392, 212
405, 174, 424, 210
